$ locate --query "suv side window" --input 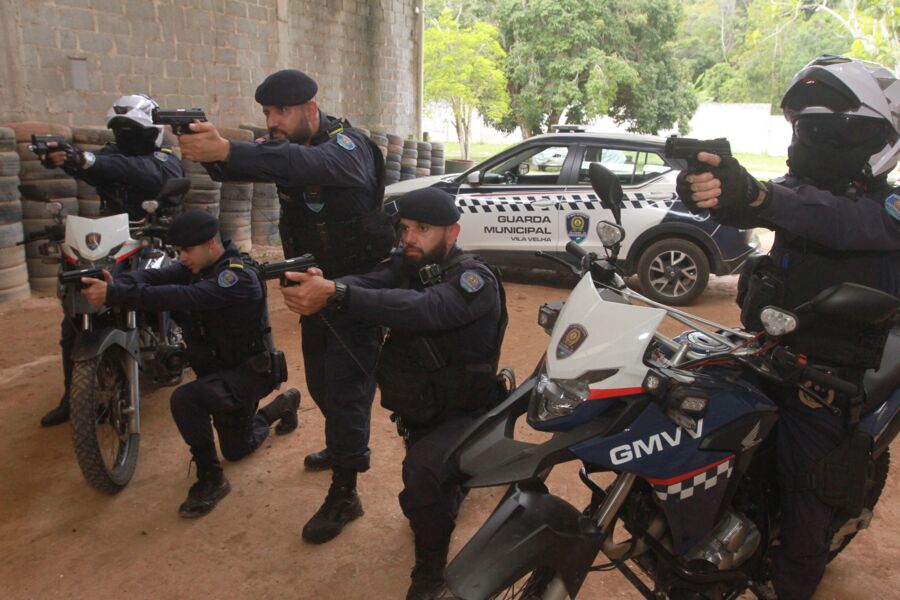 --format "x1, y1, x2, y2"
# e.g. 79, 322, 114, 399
578, 146, 670, 185
483, 145, 569, 186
